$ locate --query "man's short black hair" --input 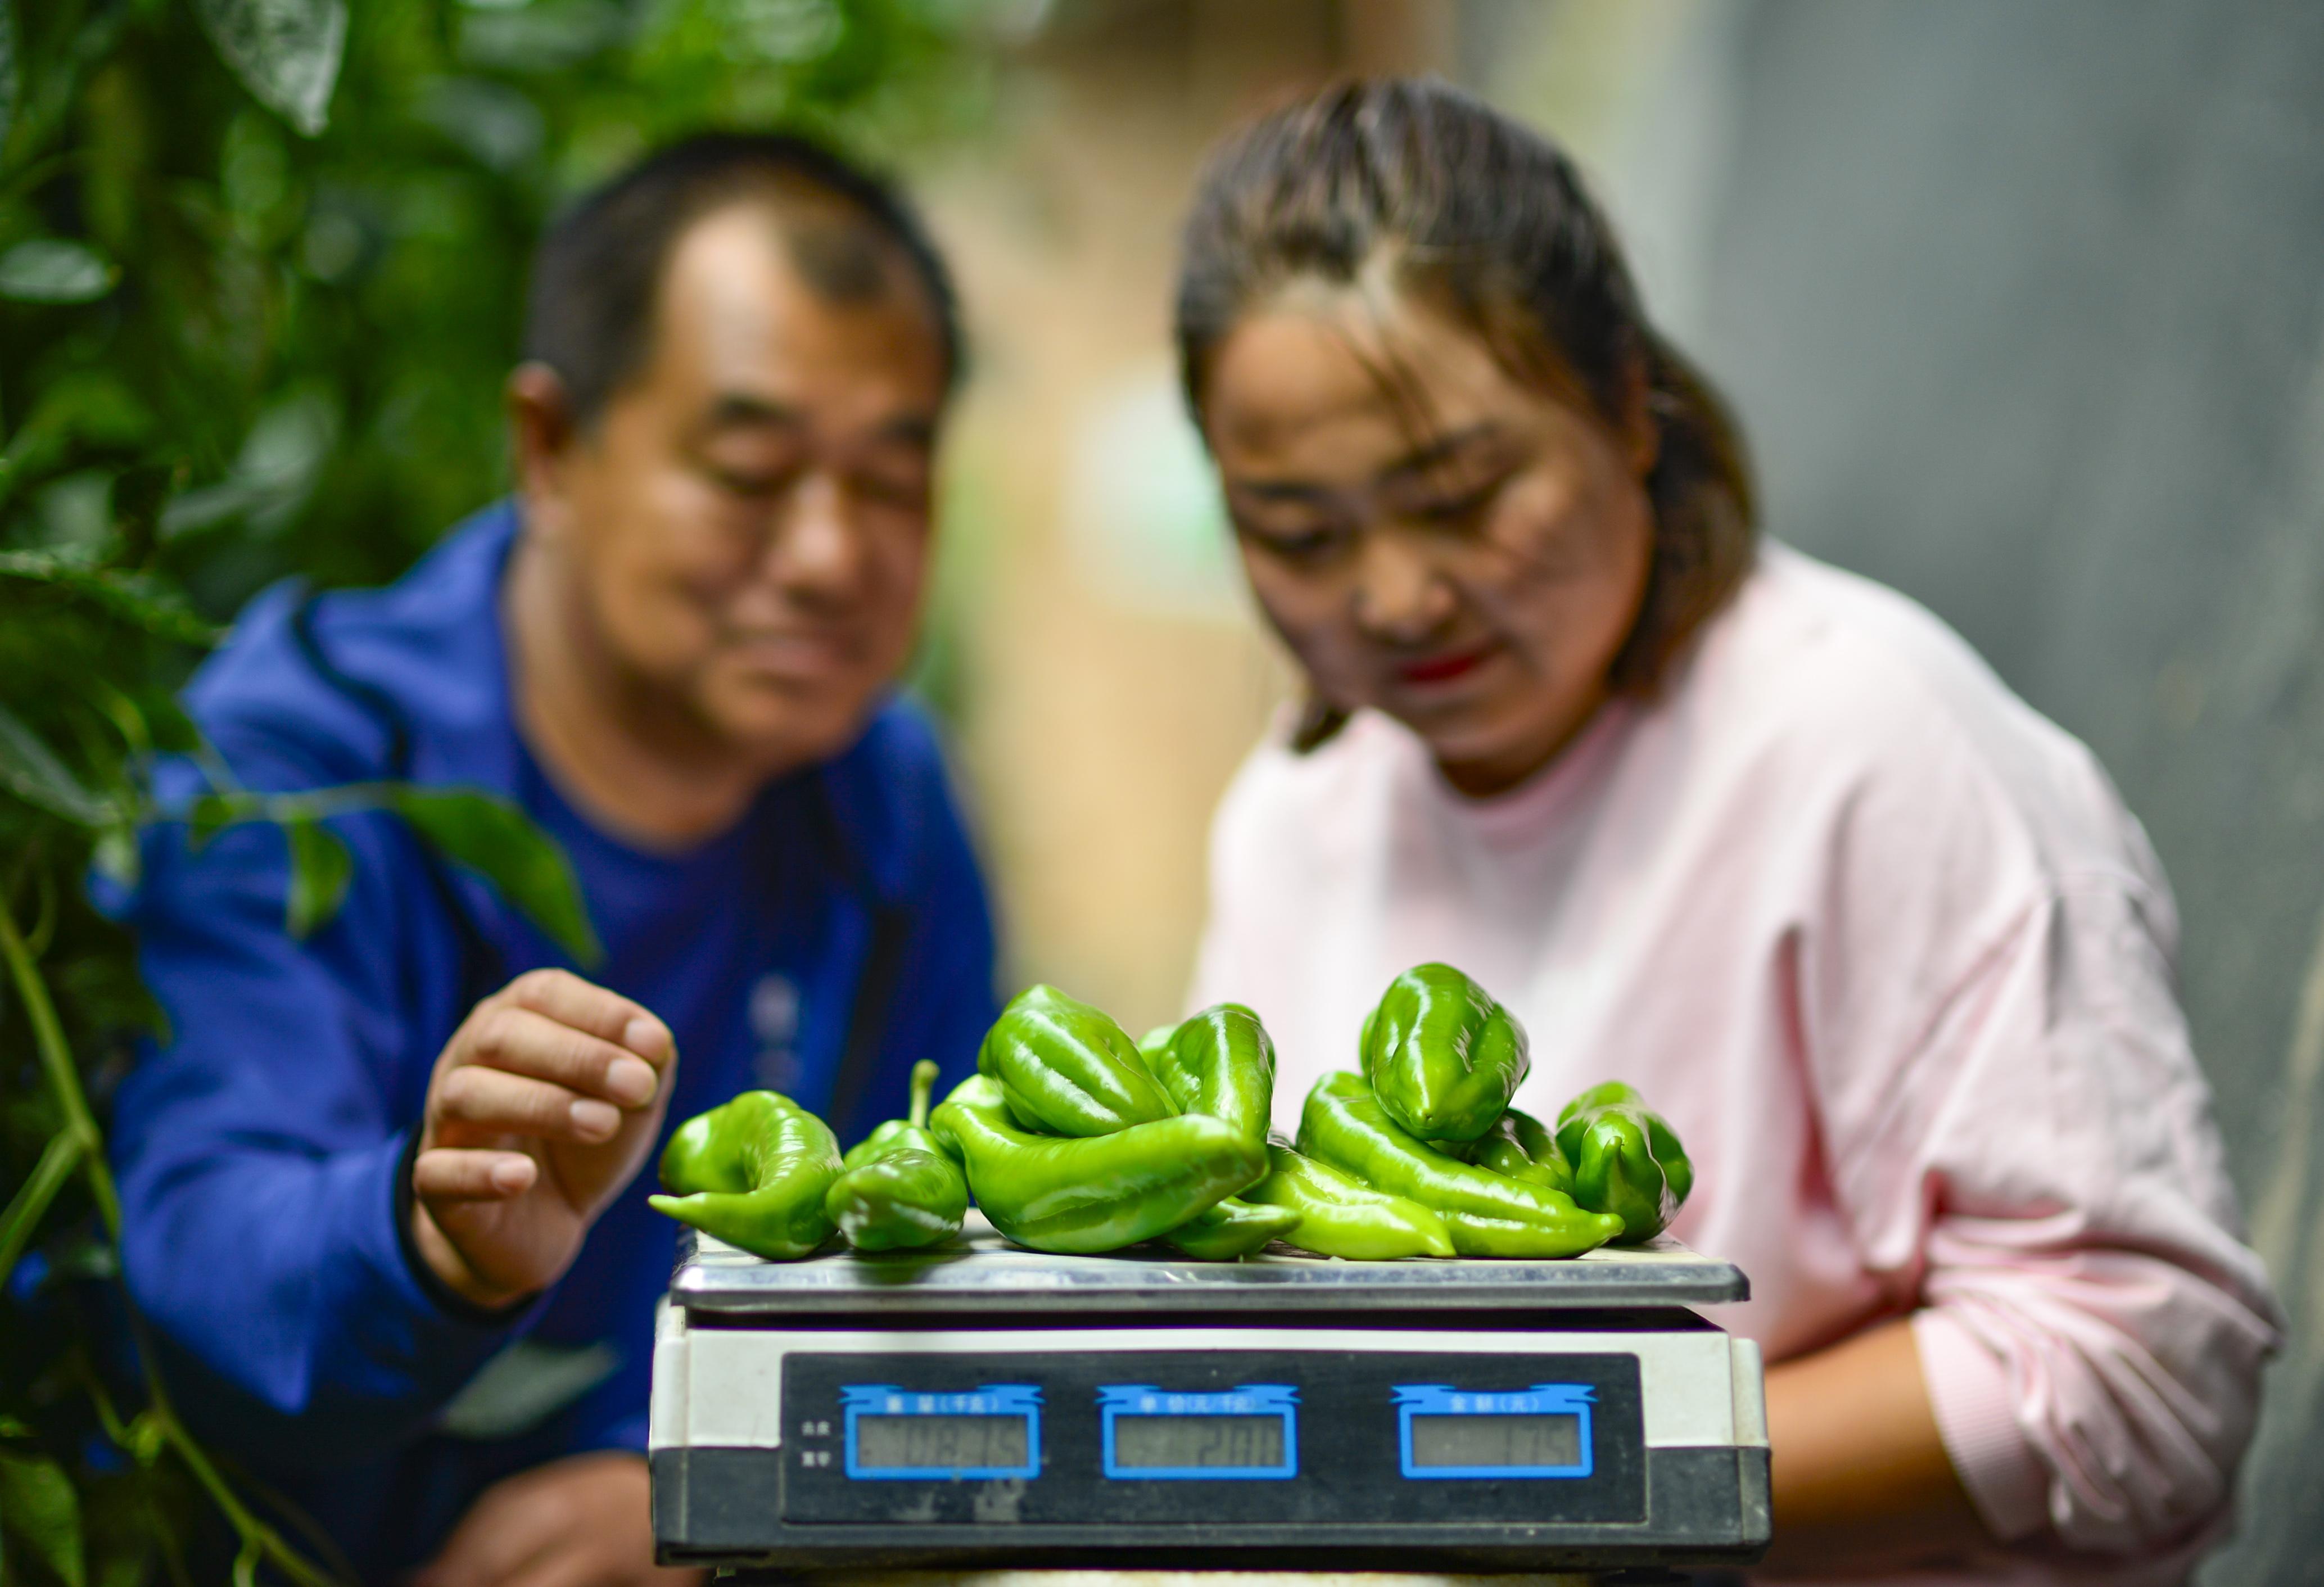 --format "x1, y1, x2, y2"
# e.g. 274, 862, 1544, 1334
523, 131, 962, 428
